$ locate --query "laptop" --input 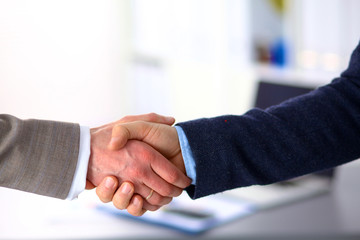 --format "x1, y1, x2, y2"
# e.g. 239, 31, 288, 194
224, 80, 334, 209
